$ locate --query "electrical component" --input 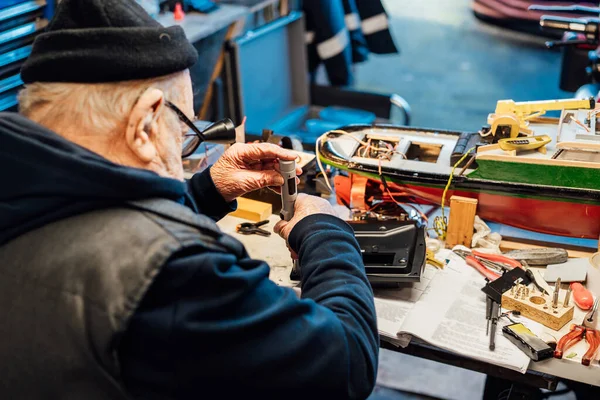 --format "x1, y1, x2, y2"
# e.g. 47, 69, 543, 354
279, 159, 297, 221
349, 219, 426, 285
502, 323, 554, 361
